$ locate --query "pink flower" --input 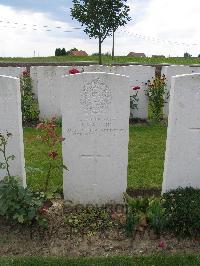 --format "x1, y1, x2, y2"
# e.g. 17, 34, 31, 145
69, 68, 80, 75
158, 240, 166, 249
132, 86, 140, 91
